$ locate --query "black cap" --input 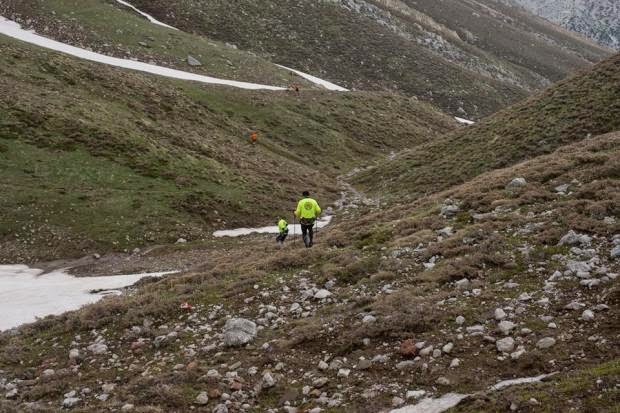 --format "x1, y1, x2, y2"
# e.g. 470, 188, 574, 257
302, 191, 310, 197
